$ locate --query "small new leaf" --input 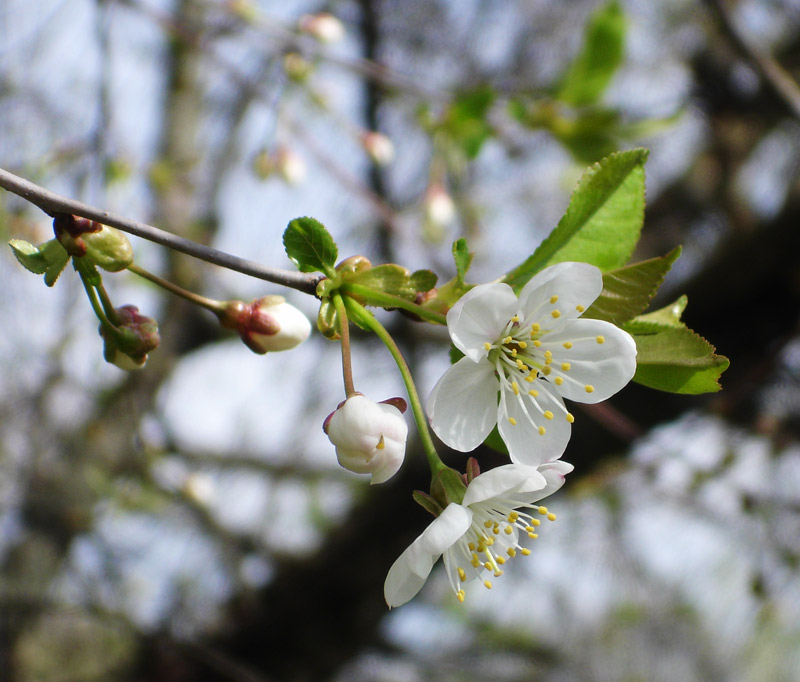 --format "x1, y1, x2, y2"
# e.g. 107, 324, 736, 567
9, 238, 70, 287
452, 238, 473, 284
501, 148, 648, 291
283, 217, 338, 276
